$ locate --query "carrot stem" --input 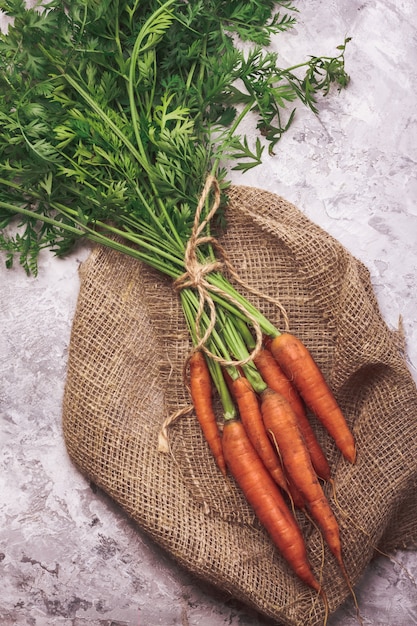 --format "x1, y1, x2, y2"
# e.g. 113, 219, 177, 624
208, 272, 281, 338
234, 318, 257, 351
180, 289, 236, 419
217, 310, 267, 394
